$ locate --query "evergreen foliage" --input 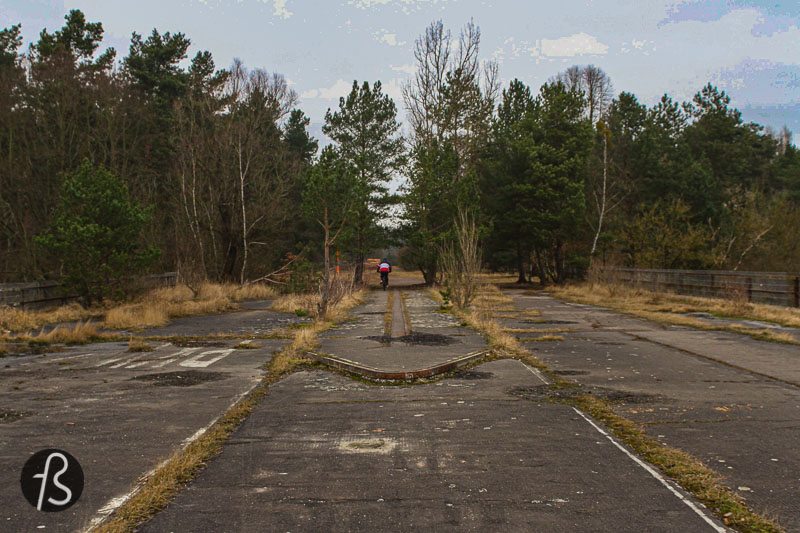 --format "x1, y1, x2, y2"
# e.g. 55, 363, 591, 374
1, 12, 799, 292
35, 160, 159, 303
